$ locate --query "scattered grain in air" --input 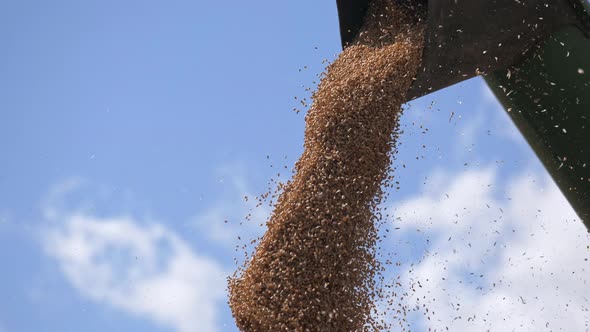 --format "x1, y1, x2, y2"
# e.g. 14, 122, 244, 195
228, 0, 426, 331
